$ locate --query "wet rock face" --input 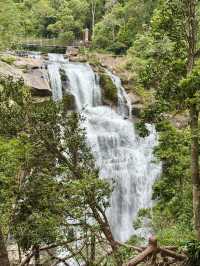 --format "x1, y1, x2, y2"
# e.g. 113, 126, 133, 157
59, 68, 76, 111
0, 55, 52, 96
128, 92, 143, 117
132, 105, 143, 117
128, 92, 142, 105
